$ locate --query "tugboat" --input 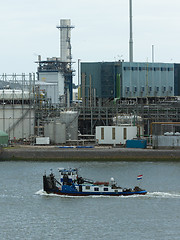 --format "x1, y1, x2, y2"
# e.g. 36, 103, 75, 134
43, 168, 147, 196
